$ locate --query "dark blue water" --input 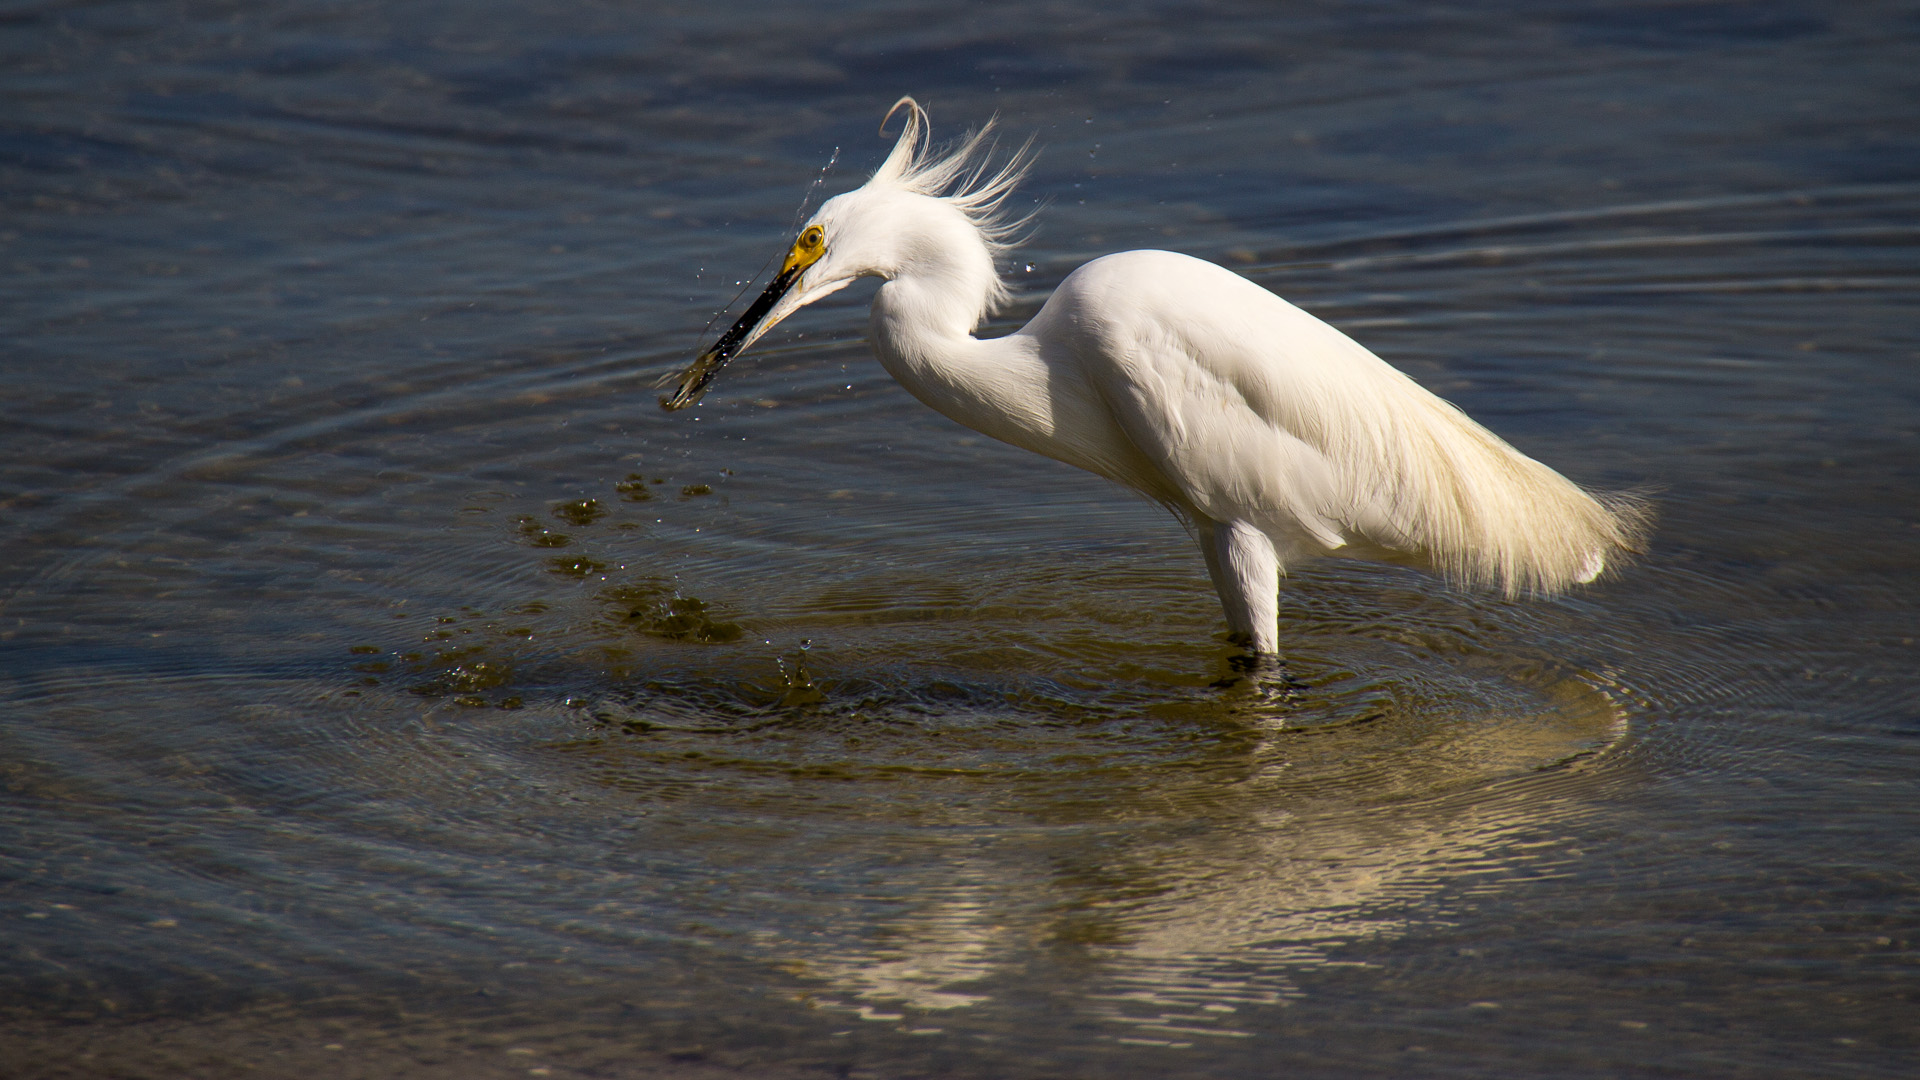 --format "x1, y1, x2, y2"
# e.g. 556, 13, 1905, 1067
4, 2, 1917, 1077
